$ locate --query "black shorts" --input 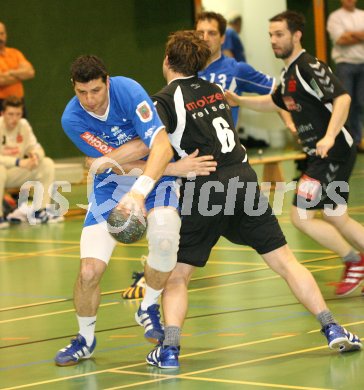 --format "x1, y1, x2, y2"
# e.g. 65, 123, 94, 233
293, 146, 357, 210
177, 163, 287, 267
